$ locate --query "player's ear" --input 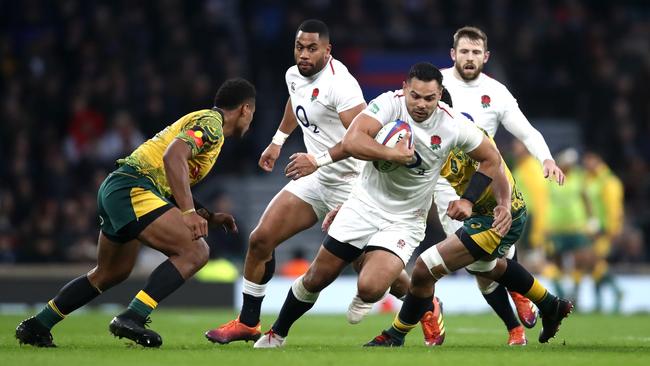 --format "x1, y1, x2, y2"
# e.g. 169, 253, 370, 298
325, 43, 332, 56
483, 50, 490, 63
450, 47, 456, 61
